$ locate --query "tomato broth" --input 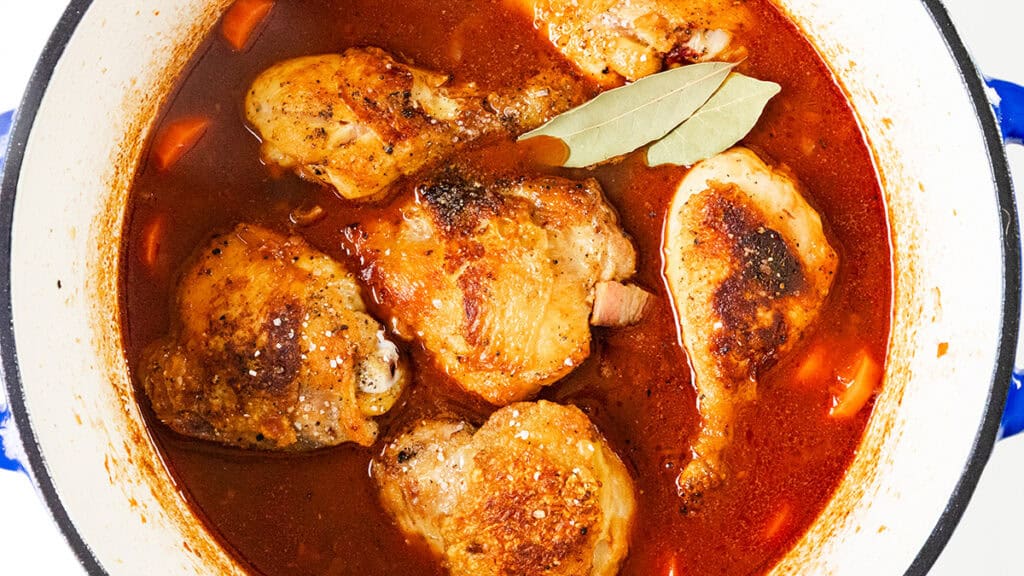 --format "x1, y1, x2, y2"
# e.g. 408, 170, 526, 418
120, 1, 891, 574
